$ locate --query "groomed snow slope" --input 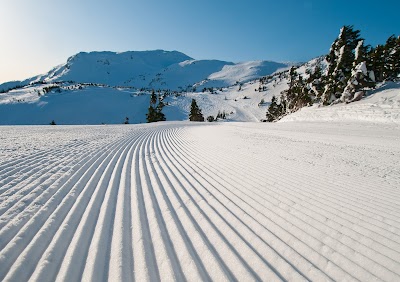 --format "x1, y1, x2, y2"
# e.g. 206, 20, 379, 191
1, 122, 400, 281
